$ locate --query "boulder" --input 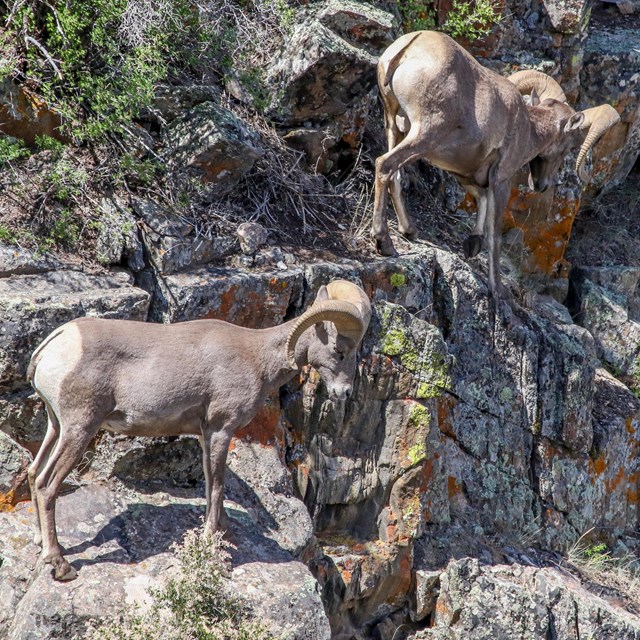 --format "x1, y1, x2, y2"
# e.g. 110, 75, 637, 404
0, 475, 329, 639
569, 265, 640, 382
412, 557, 640, 639
0, 245, 62, 278
237, 221, 269, 255
94, 198, 144, 271
0, 79, 67, 145
266, 9, 383, 125
163, 101, 262, 192
146, 263, 303, 324
133, 198, 238, 275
